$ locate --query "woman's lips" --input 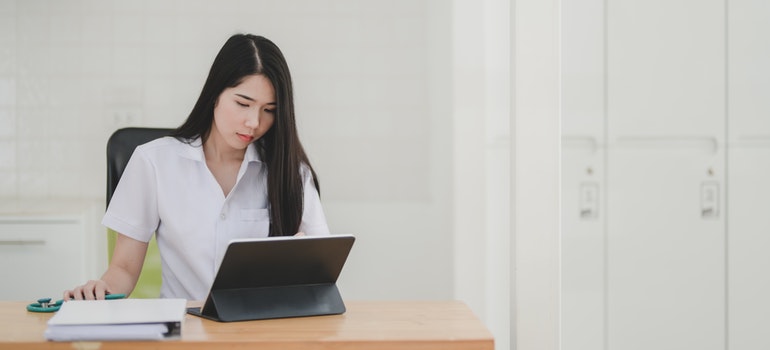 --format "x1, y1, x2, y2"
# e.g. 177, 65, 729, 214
237, 133, 254, 142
